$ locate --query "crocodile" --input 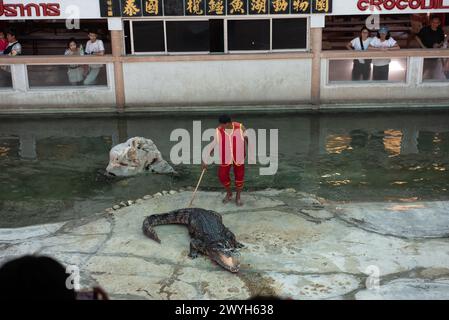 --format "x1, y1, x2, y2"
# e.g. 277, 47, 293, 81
142, 208, 244, 273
